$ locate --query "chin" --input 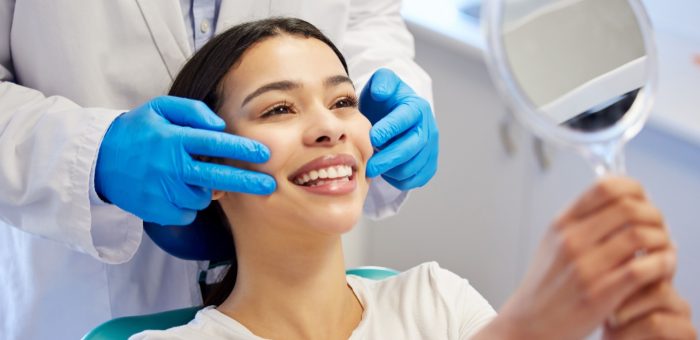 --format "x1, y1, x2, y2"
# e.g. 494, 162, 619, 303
299, 201, 364, 235
280, 175, 369, 235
